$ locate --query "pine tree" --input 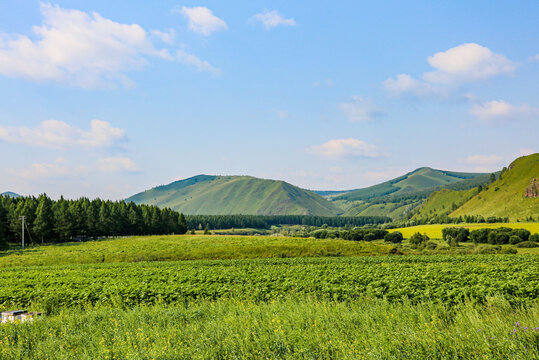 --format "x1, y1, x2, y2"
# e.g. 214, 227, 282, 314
33, 194, 54, 244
